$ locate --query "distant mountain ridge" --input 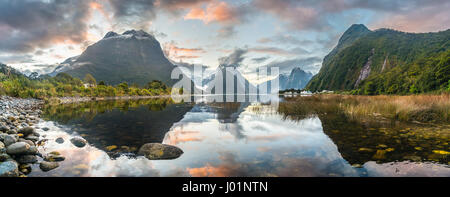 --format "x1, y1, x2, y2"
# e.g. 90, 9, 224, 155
306, 24, 450, 94
260, 67, 313, 93
51, 30, 177, 86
